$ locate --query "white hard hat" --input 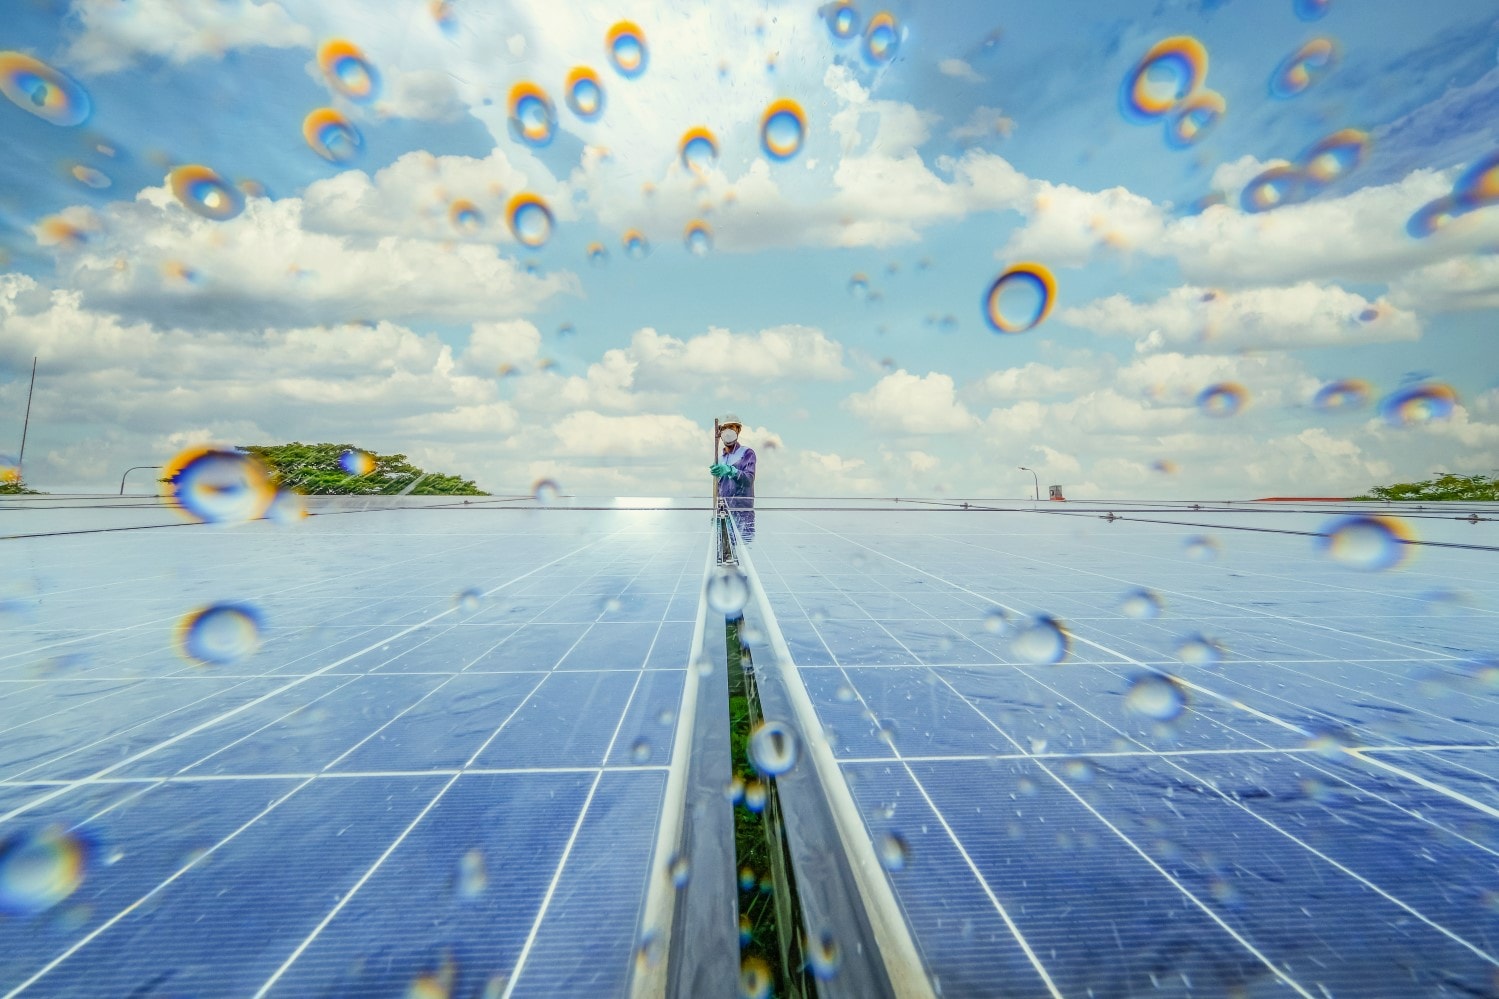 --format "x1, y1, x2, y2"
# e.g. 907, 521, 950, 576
717, 413, 742, 428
